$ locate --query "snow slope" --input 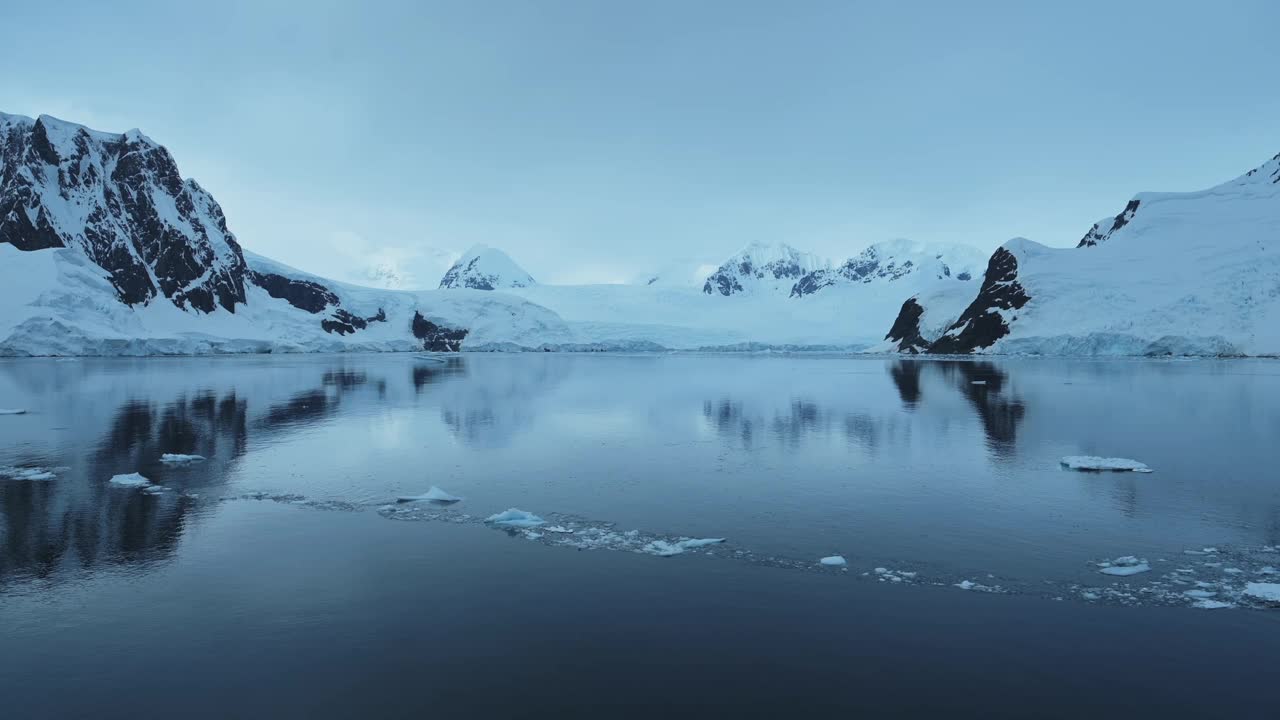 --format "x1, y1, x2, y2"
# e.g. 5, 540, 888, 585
492, 240, 984, 350
926, 153, 1280, 356
0, 244, 572, 355
438, 245, 536, 290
